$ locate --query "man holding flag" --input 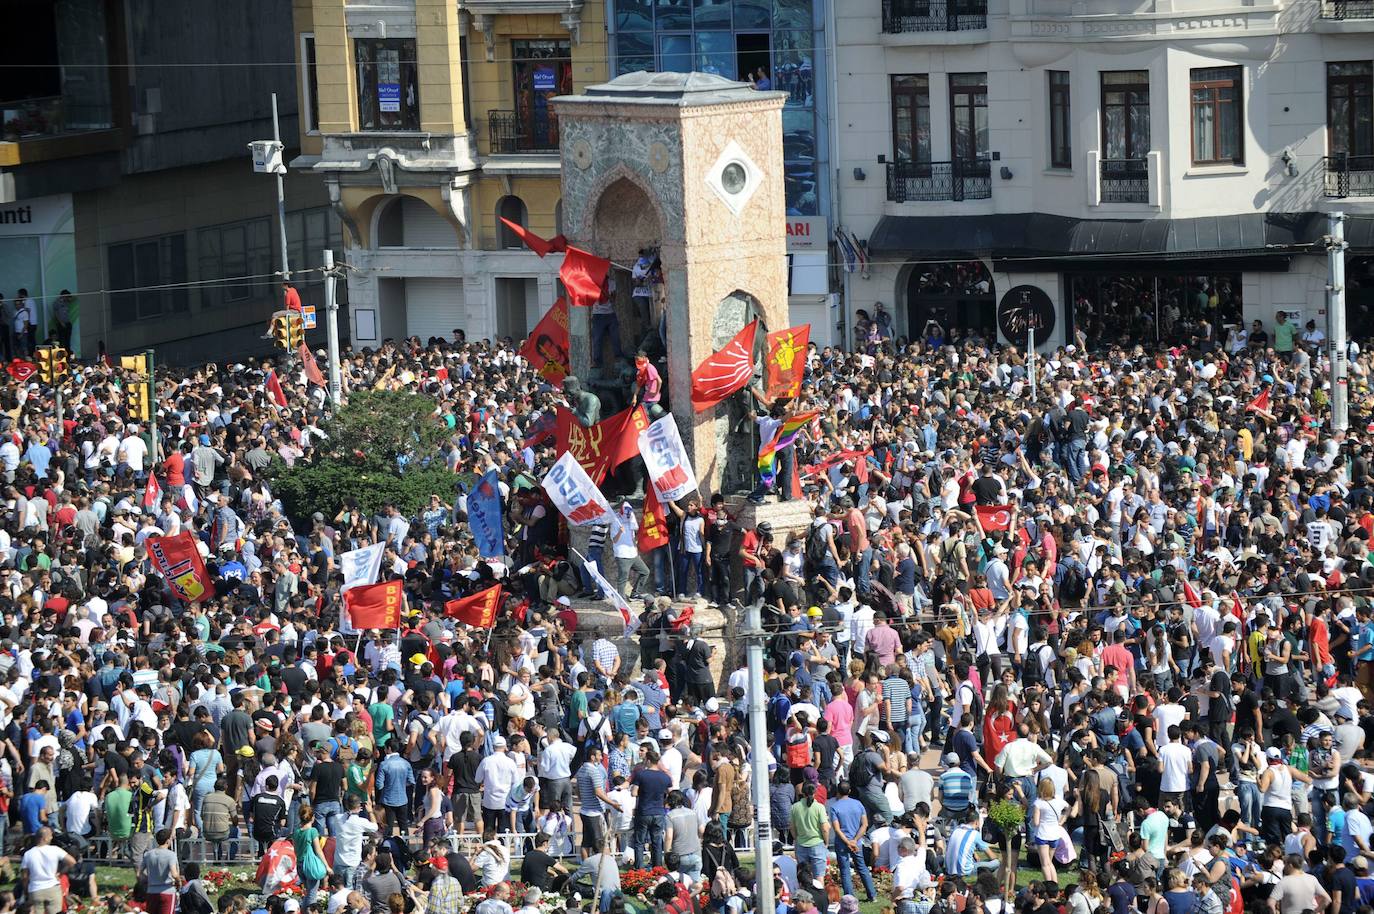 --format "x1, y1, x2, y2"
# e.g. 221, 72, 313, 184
747, 404, 813, 504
